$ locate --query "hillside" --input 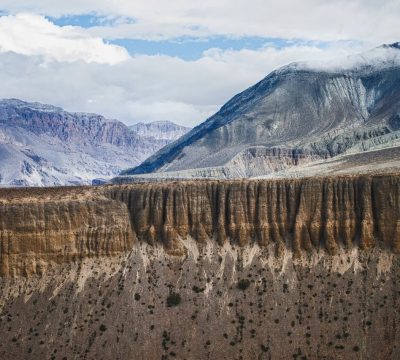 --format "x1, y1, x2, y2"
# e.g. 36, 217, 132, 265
0, 99, 188, 186
129, 120, 190, 141
0, 175, 399, 359
120, 43, 400, 180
